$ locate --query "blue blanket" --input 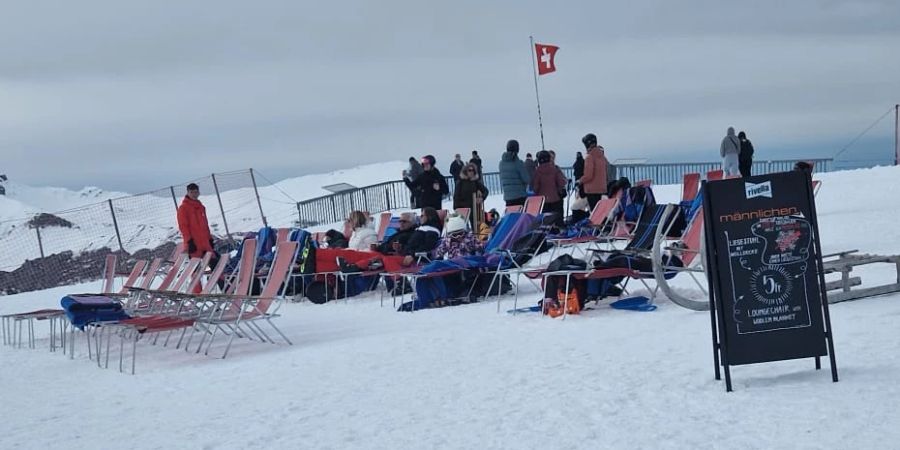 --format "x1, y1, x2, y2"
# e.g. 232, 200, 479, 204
60, 295, 131, 329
